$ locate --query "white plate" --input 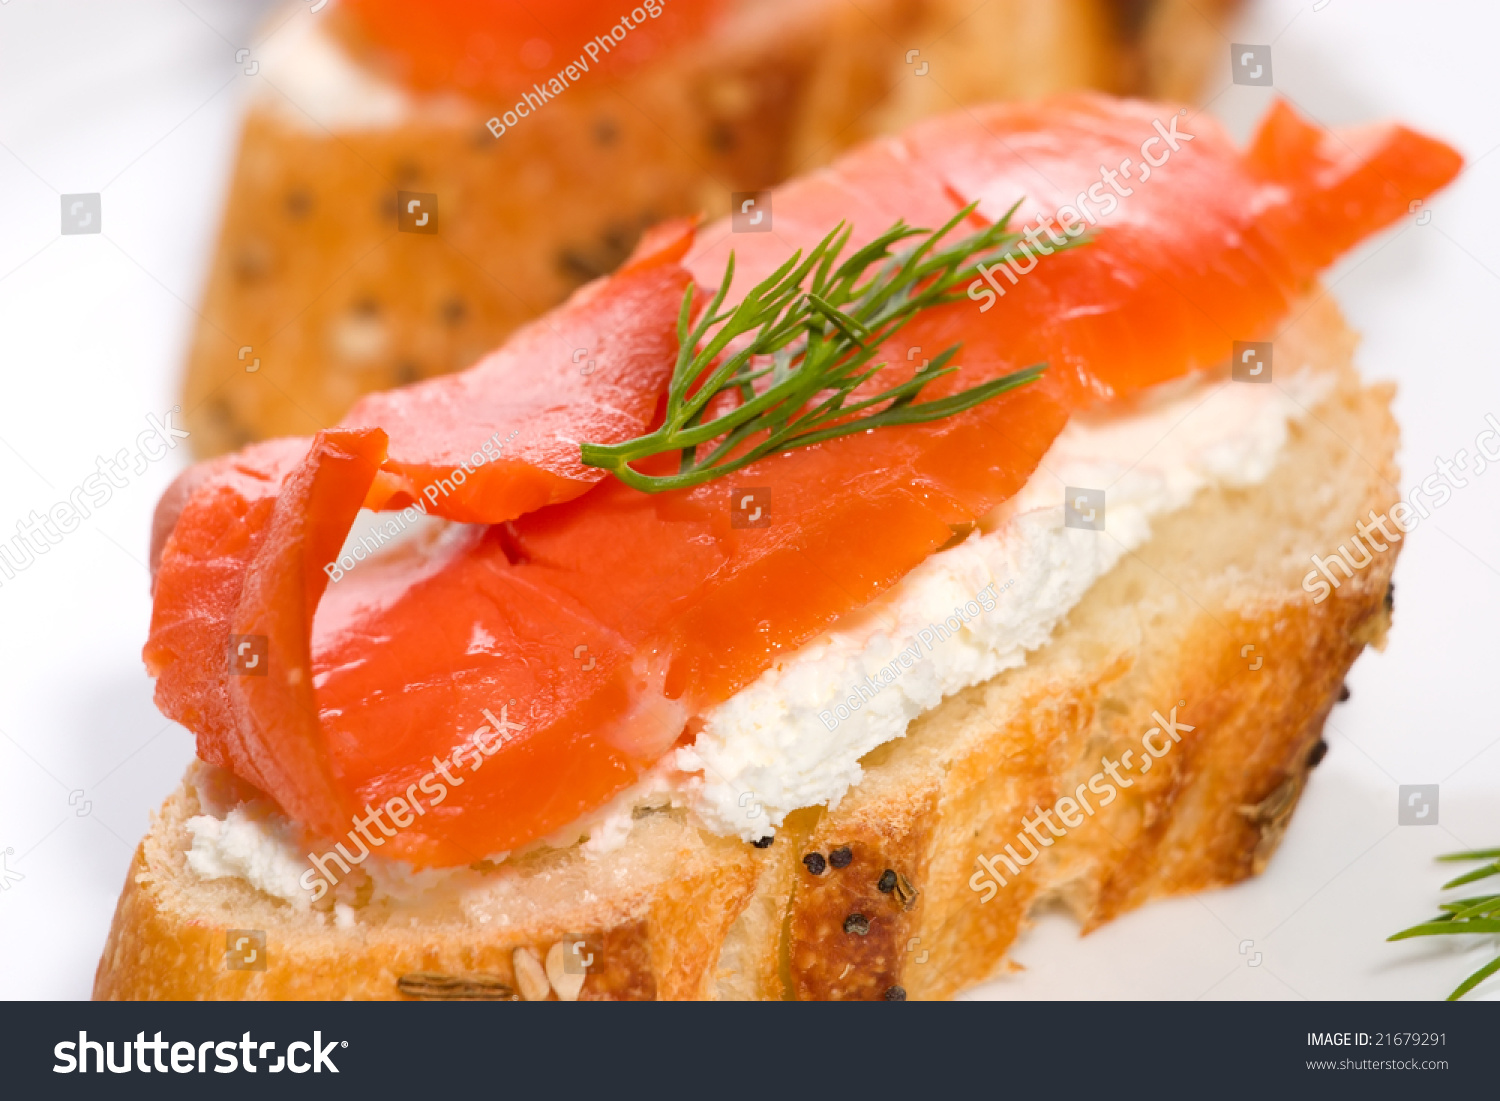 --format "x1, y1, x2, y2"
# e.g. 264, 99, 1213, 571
0, 0, 1495, 1000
